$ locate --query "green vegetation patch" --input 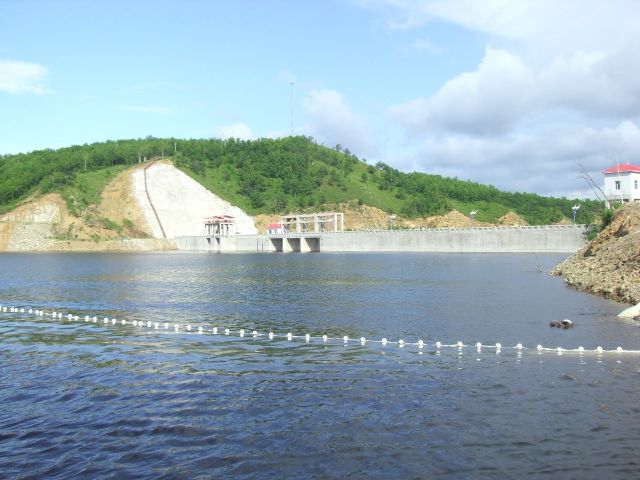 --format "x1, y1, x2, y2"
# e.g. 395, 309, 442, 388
0, 136, 604, 225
